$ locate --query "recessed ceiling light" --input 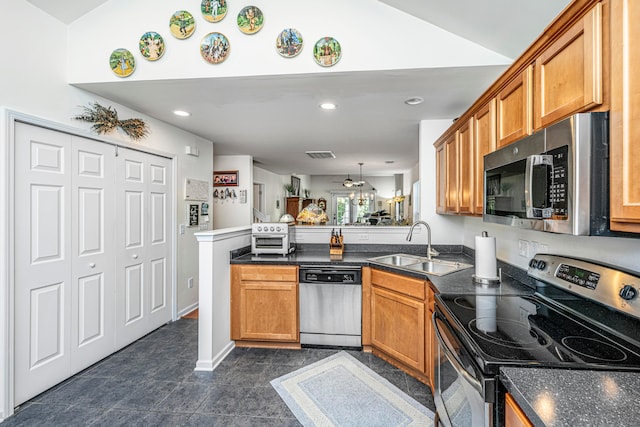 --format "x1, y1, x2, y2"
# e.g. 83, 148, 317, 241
404, 97, 424, 106
173, 110, 191, 117
320, 103, 337, 110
